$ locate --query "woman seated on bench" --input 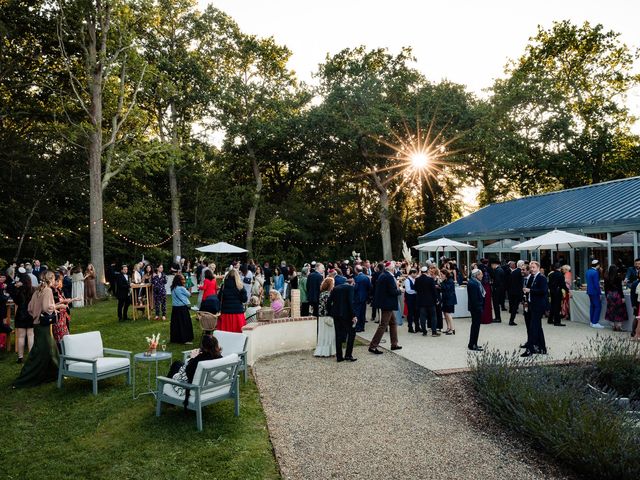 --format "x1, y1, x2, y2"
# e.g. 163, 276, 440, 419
166, 335, 222, 408
269, 290, 284, 314
245, 295, 262, 322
